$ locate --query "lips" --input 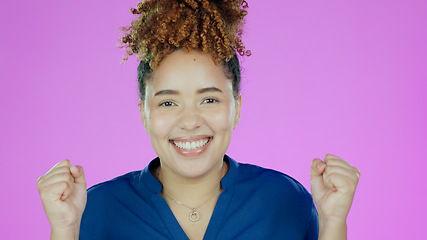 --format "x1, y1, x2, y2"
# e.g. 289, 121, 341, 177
169, 136, 213, 157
